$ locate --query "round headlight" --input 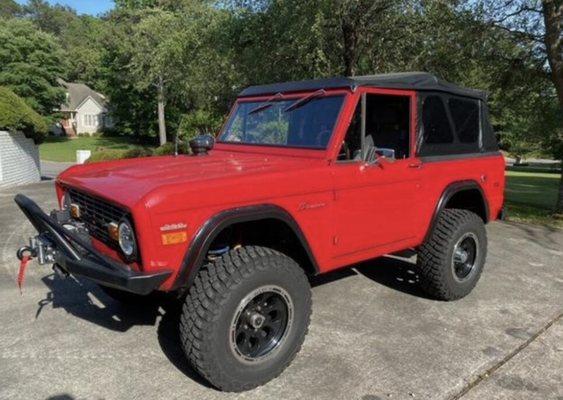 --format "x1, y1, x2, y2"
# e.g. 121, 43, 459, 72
118, 220, 137, 258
